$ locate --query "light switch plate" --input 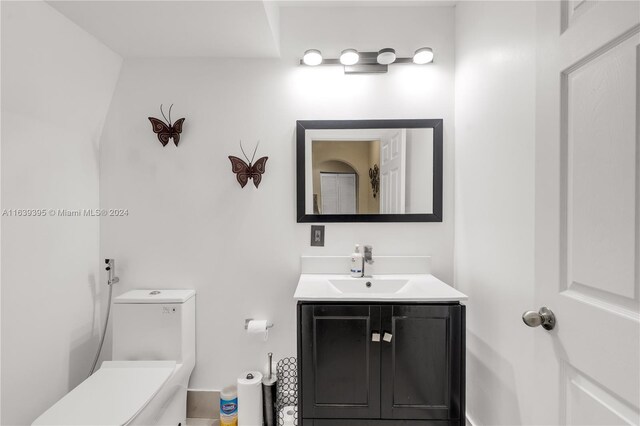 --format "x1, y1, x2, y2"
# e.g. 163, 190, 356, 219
310, 225, 325, 247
